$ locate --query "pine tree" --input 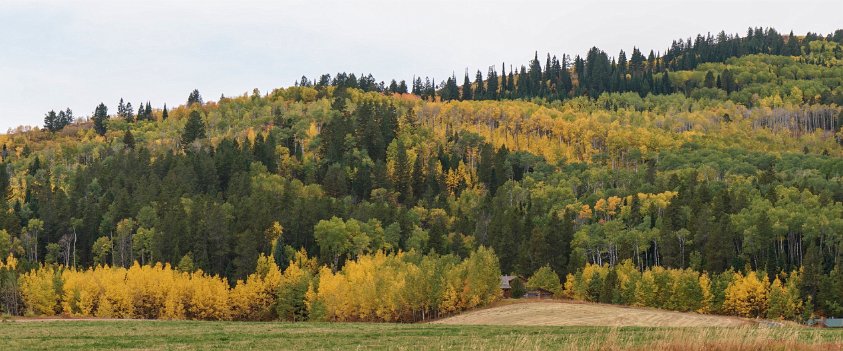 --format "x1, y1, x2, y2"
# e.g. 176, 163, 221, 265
92, 103, 109, 136
411, 152, 425, 201
187, 89, 203, 106
43, 110, 59, 132
500, 63, 508, 96
393, 140, 412, 204
144, 102, 152, 121
123, 129, 135, 149
704, 71, 716, 88
181, 110, 207, 146
529, 51, 543, 97
473, 70, 484, 100
117, 98, 126, 120
162, 104, 169, 120
461, 71, 473, 101
486, 67, 498, 100
125, 102, 134, 122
